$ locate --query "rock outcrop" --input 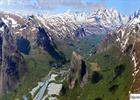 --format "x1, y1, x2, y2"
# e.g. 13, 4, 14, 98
68, 51, 88, 89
